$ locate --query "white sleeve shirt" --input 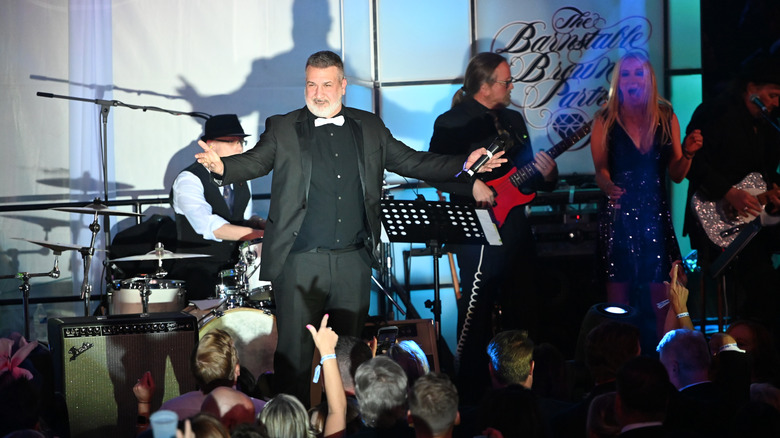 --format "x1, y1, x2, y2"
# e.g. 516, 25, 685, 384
172, 171, 252, 241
